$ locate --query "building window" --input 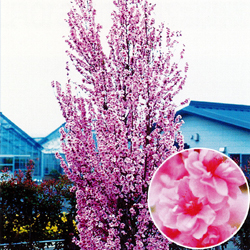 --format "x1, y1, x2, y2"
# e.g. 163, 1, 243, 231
242, 154, 250, 169
15, 157, 29, 172
44, 167, 49, 175
43, 153, 62, 175
230, 154, 240, 166
0, 156, 29, 173
0, 157, 13, 172
230, 154, 250, 180
230, 154, 250, 167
